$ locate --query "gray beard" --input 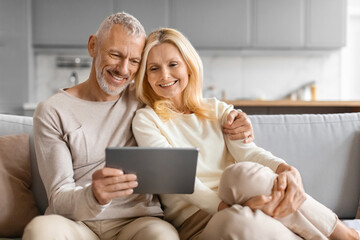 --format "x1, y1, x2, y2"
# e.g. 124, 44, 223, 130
95, 63, 130, 96
96, 71, 130, 96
